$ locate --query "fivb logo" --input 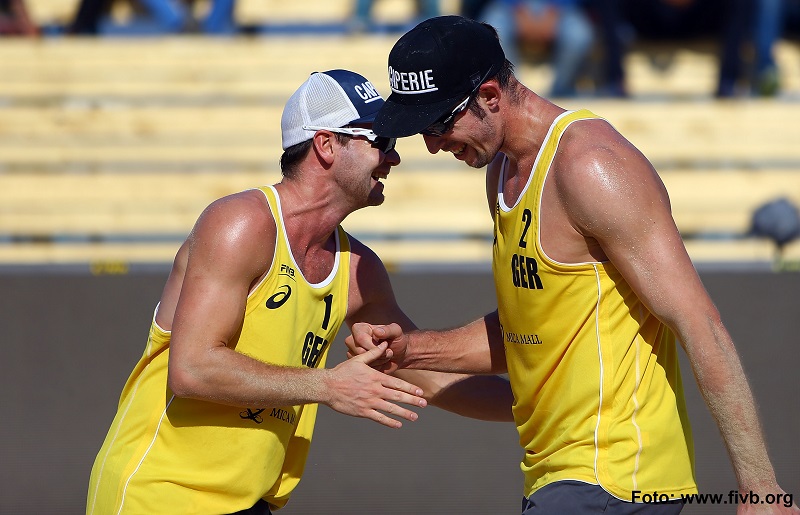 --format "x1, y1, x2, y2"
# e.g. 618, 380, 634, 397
388, 66, 437, 95
354, 81, 382, 104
